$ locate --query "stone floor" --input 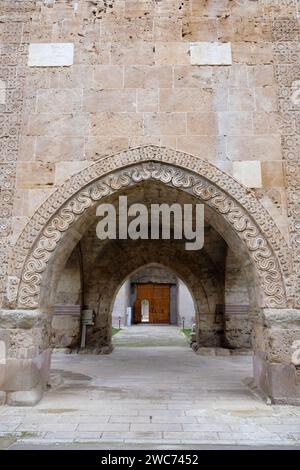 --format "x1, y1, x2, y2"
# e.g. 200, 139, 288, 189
1, 326, 300, 449
113, 324, 189, 347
